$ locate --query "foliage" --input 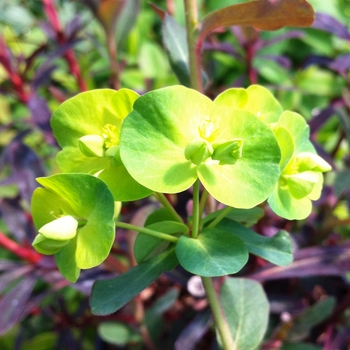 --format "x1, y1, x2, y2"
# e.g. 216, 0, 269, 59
0, 0, 350, 349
